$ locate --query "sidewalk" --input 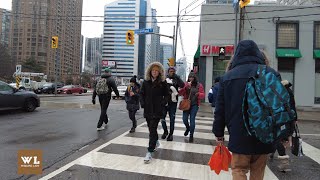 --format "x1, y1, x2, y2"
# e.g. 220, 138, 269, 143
199, 103, 320, 122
